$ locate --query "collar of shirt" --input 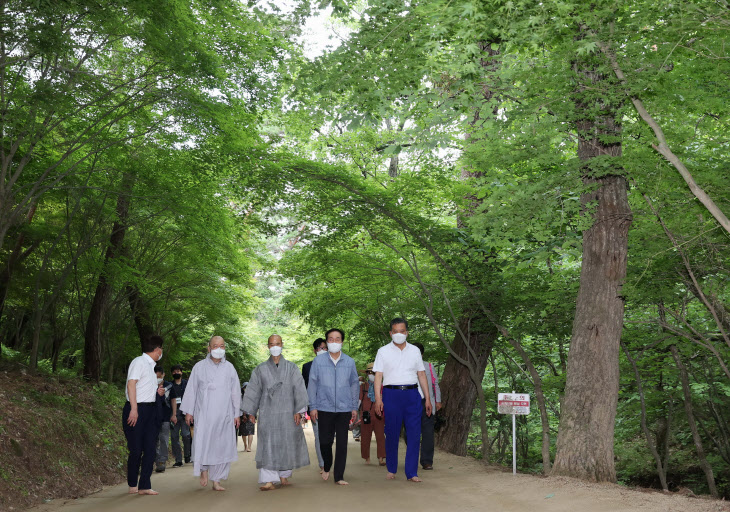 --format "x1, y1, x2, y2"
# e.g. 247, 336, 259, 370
329, 353, 341, 366
143, 353, 157, 366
